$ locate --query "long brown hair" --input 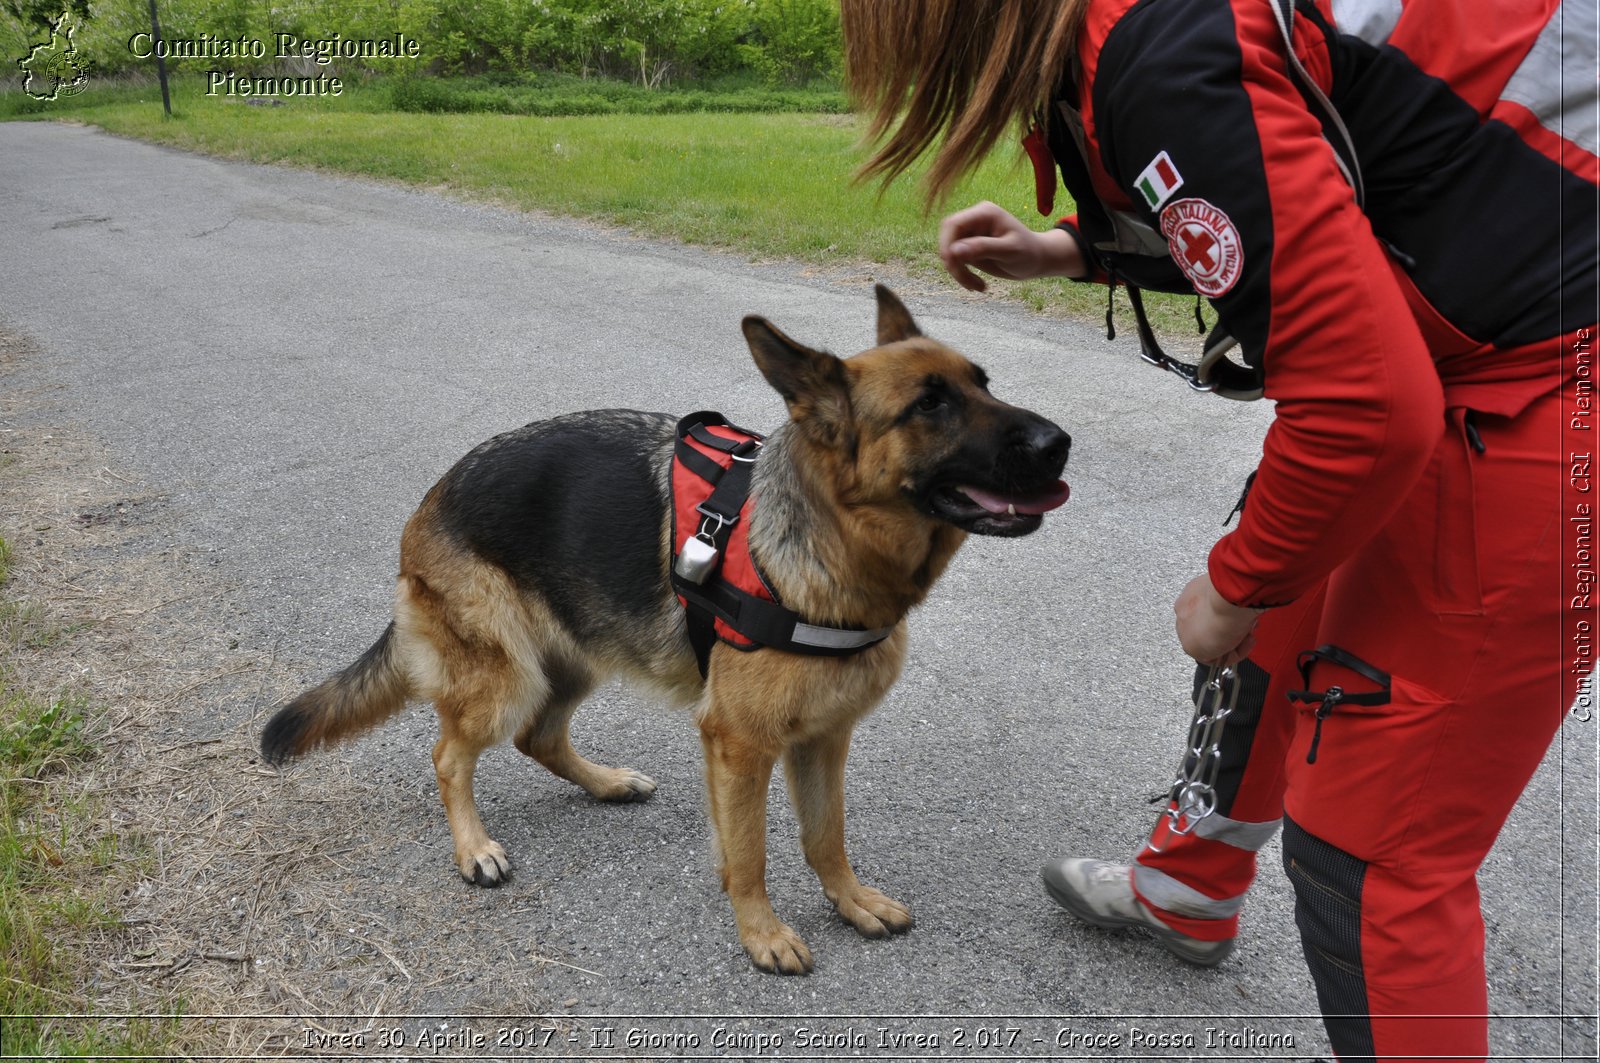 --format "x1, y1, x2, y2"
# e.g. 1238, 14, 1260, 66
841, 0, 1088, 206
